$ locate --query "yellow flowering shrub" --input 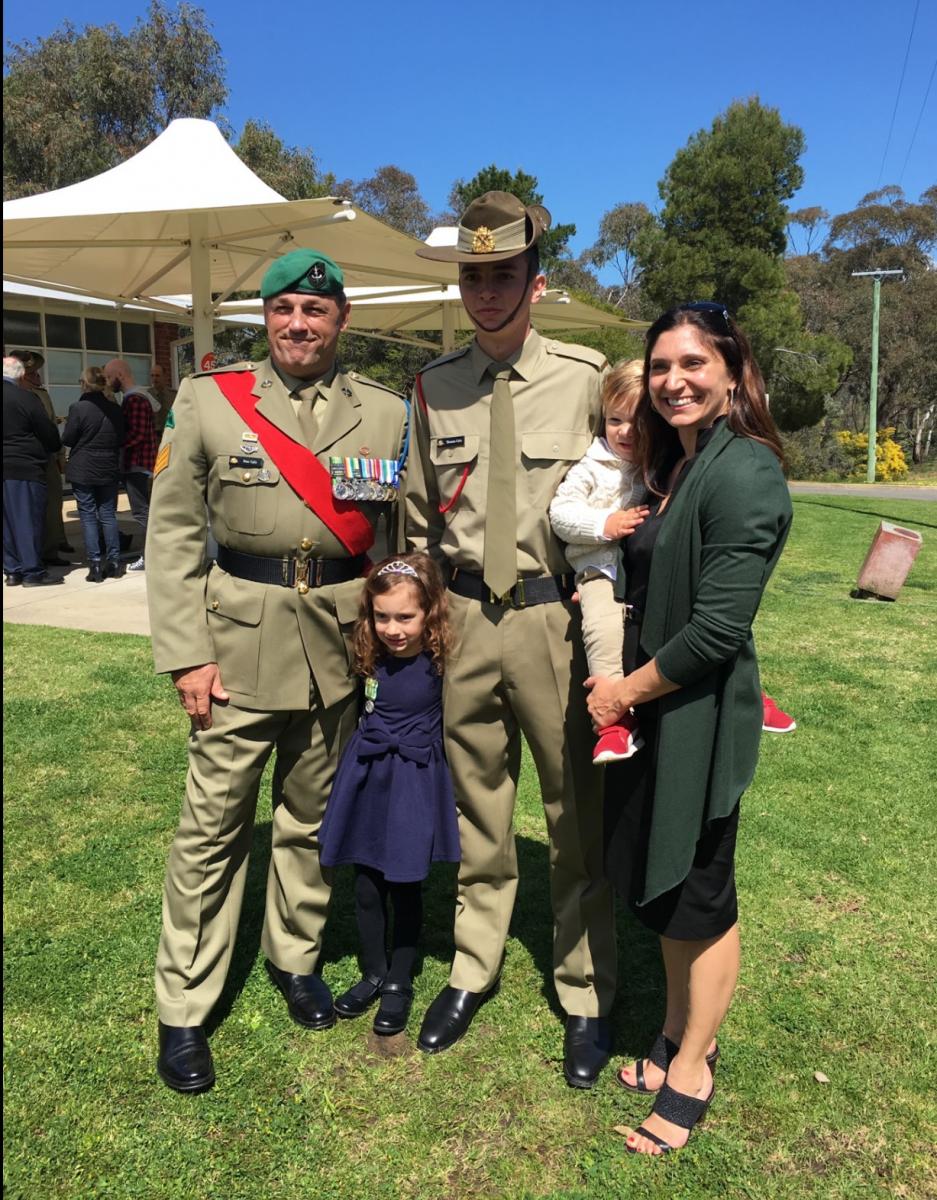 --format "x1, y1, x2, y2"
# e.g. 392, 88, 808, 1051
834, 427, 909, 481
